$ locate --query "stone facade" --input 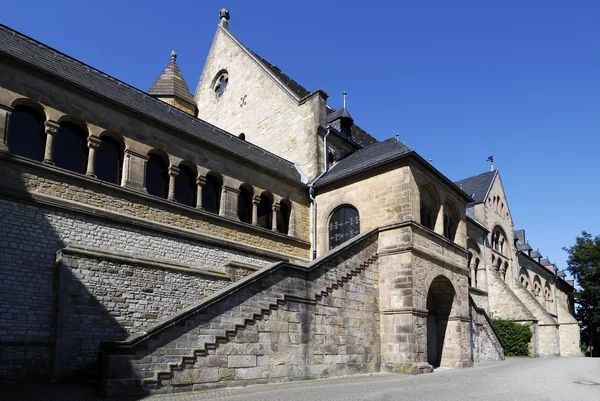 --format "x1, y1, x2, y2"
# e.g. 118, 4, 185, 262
0, 12, 580, 399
